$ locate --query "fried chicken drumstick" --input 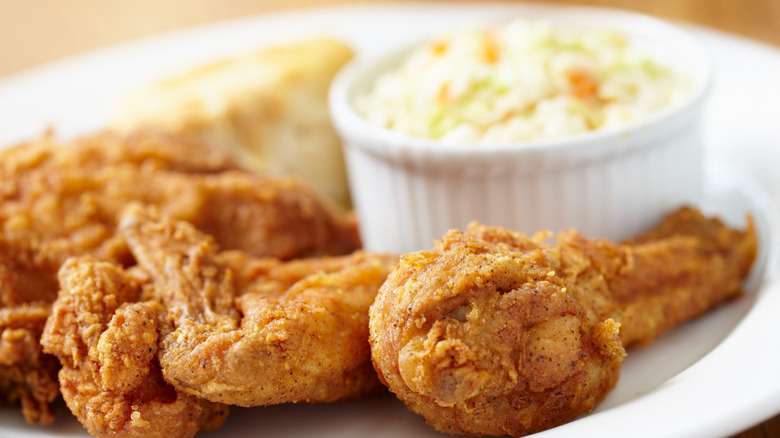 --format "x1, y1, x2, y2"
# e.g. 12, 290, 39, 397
0, 130, 362, 424
369, 207, 757, 437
